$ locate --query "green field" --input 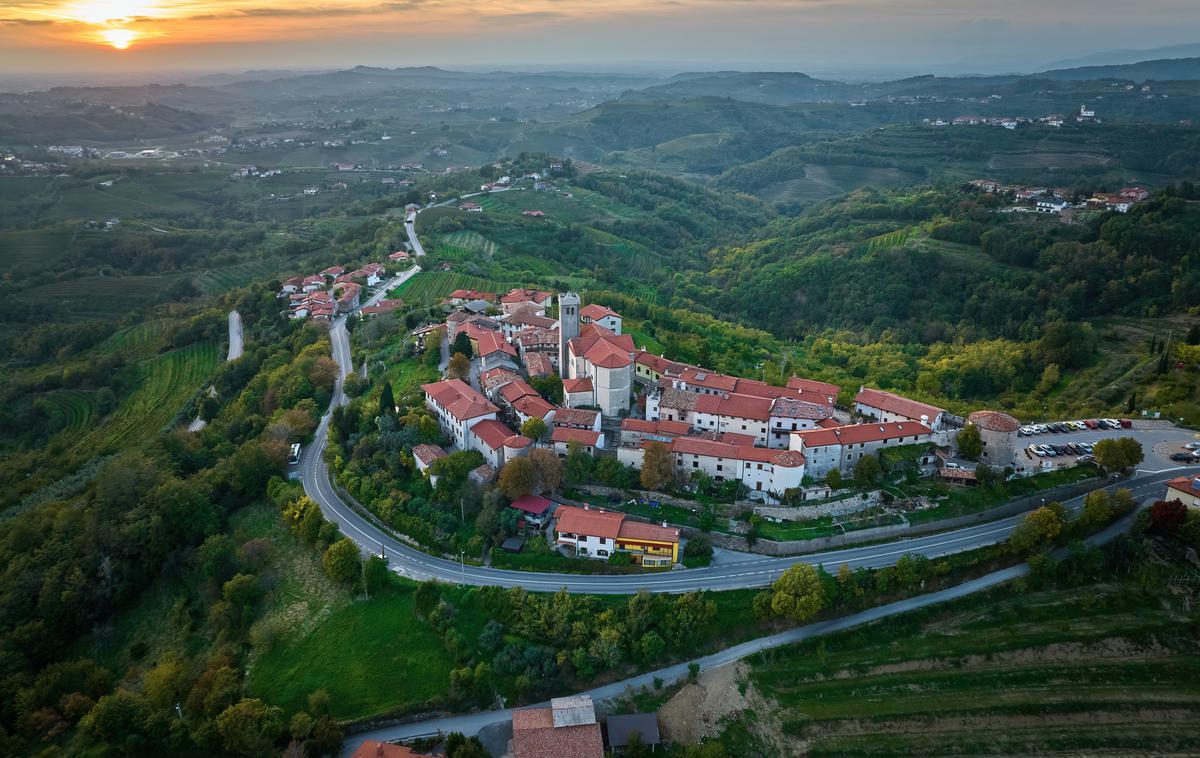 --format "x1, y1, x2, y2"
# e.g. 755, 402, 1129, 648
247, 584, 473, 721
99, 319, 173, 360
40, 390, 99, 437
441, 229, 499, 258
390, 271, 514, 304
16, 273, 179, 320
737, 580, 1200, 756
75, 341, 218, 453
0, 228, 76, 271
194, 256, 295, 295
